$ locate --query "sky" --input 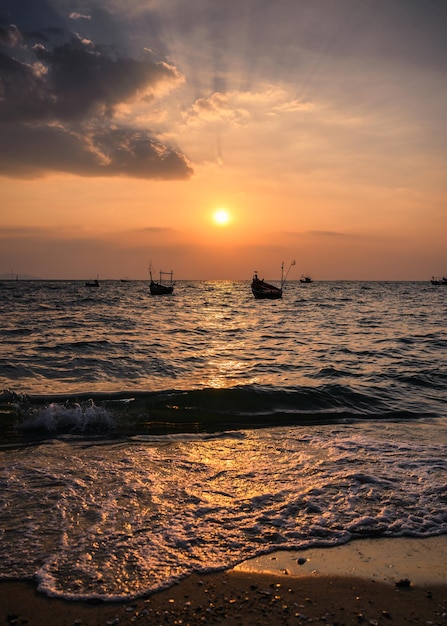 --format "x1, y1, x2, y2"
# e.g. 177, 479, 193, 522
1, 0, 446, 280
